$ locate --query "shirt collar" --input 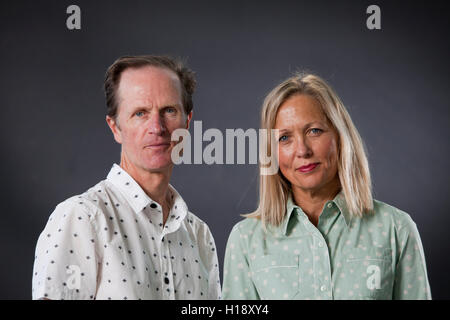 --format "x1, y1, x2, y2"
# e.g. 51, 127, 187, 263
279, 189, 351, 236
278, 195, 297, 236
106, 164, 188, 222
166, 183, 189, 226
332, 190, 352, 227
